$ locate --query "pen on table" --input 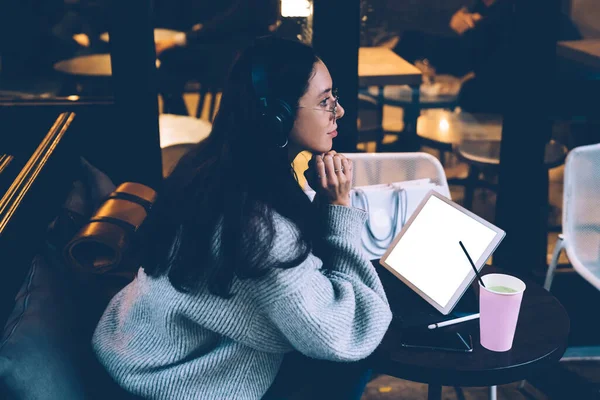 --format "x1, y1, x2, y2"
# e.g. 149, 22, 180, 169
427, 313, 480, 330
